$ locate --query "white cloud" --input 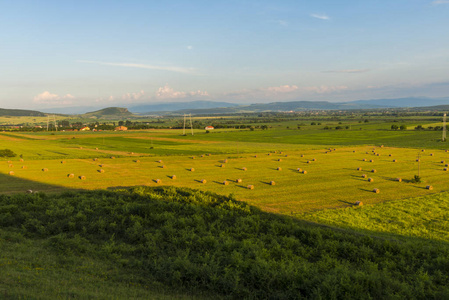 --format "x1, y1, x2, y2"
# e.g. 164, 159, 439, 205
78, 60, 196, 74
432, 0, 449, 4
278, 20, 288, 26
323, 69, 370, 74
301, 85, 348, 94
156, 84, 208, 99
311, 13, 330, 20
266, 85, 299, 93
187, 45, 193, 50
33, 91, 75, 105
122, 90, 145, 101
